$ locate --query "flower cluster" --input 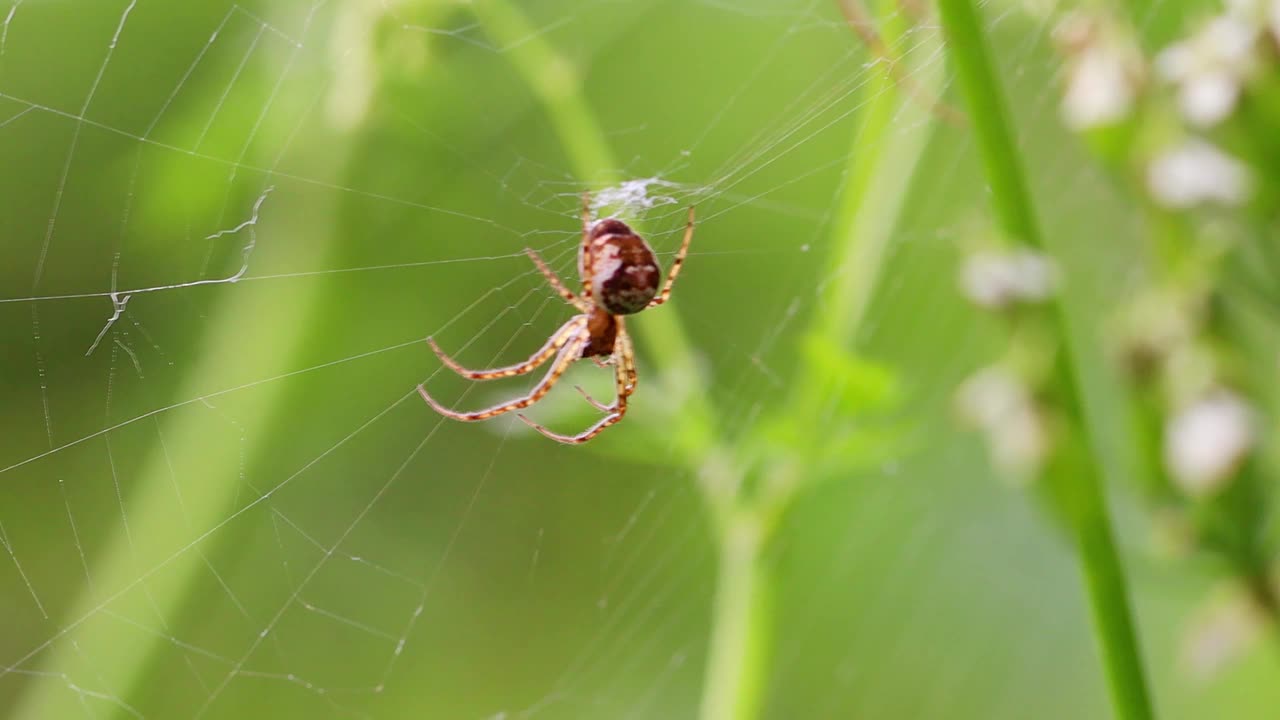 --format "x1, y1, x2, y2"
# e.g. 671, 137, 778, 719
1054, 12, 1145, 131
956, 364, 1050, 479
1053, 2, 1280, 676
956, 247, 1059, 479
960, 249, 1058, 310
1156, 7, 1263, 128
1058, 4, 1280, 209
1053, 5, 1278, 501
